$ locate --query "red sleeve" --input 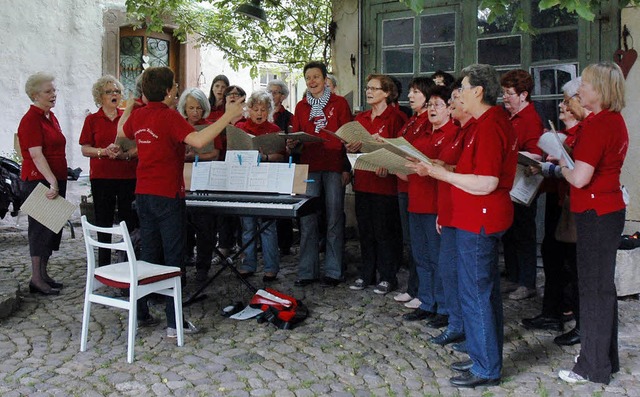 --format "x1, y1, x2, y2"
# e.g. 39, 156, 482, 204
572, 126, 604, 168
78, 114, 95, 146
18, 113, 44, 149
